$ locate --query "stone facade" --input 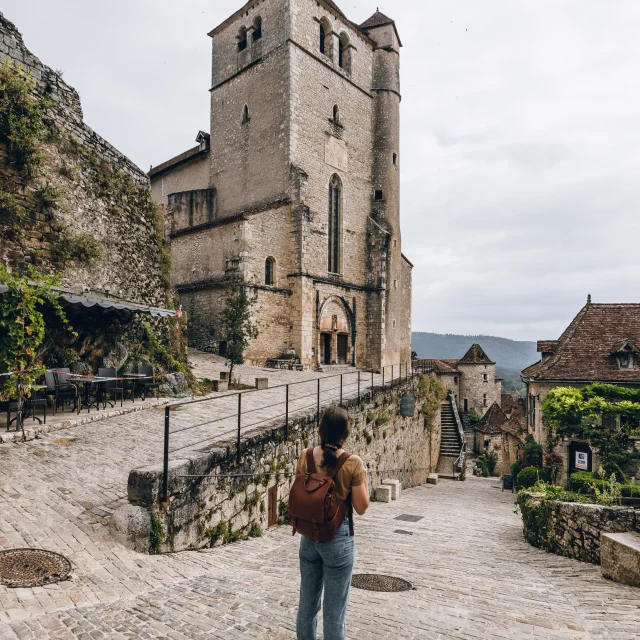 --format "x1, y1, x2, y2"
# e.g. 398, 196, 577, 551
150, 0, 412, 371
118, 379, 441, 553
0, 12, 170, 309
518, 494, 639, 565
